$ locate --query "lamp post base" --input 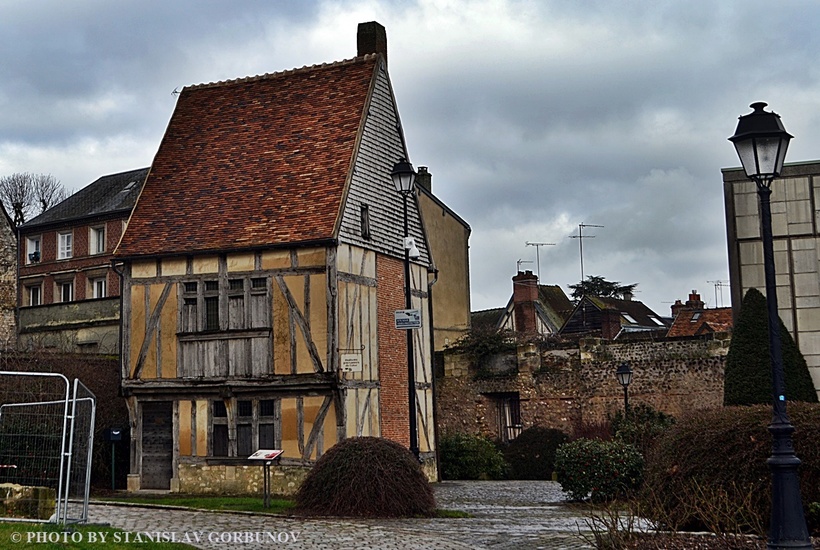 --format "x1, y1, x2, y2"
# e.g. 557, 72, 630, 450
767, 421, 812, 550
